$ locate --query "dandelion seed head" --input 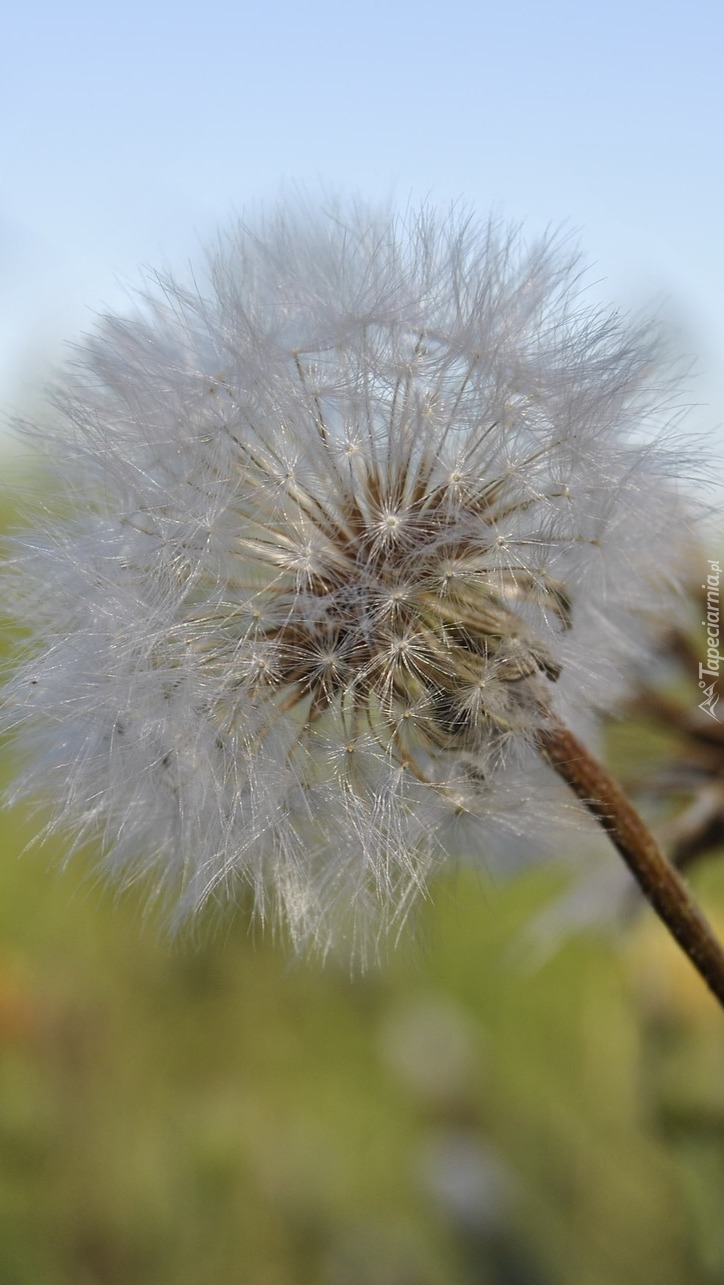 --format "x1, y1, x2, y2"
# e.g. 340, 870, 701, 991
2, 199, 695, 958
